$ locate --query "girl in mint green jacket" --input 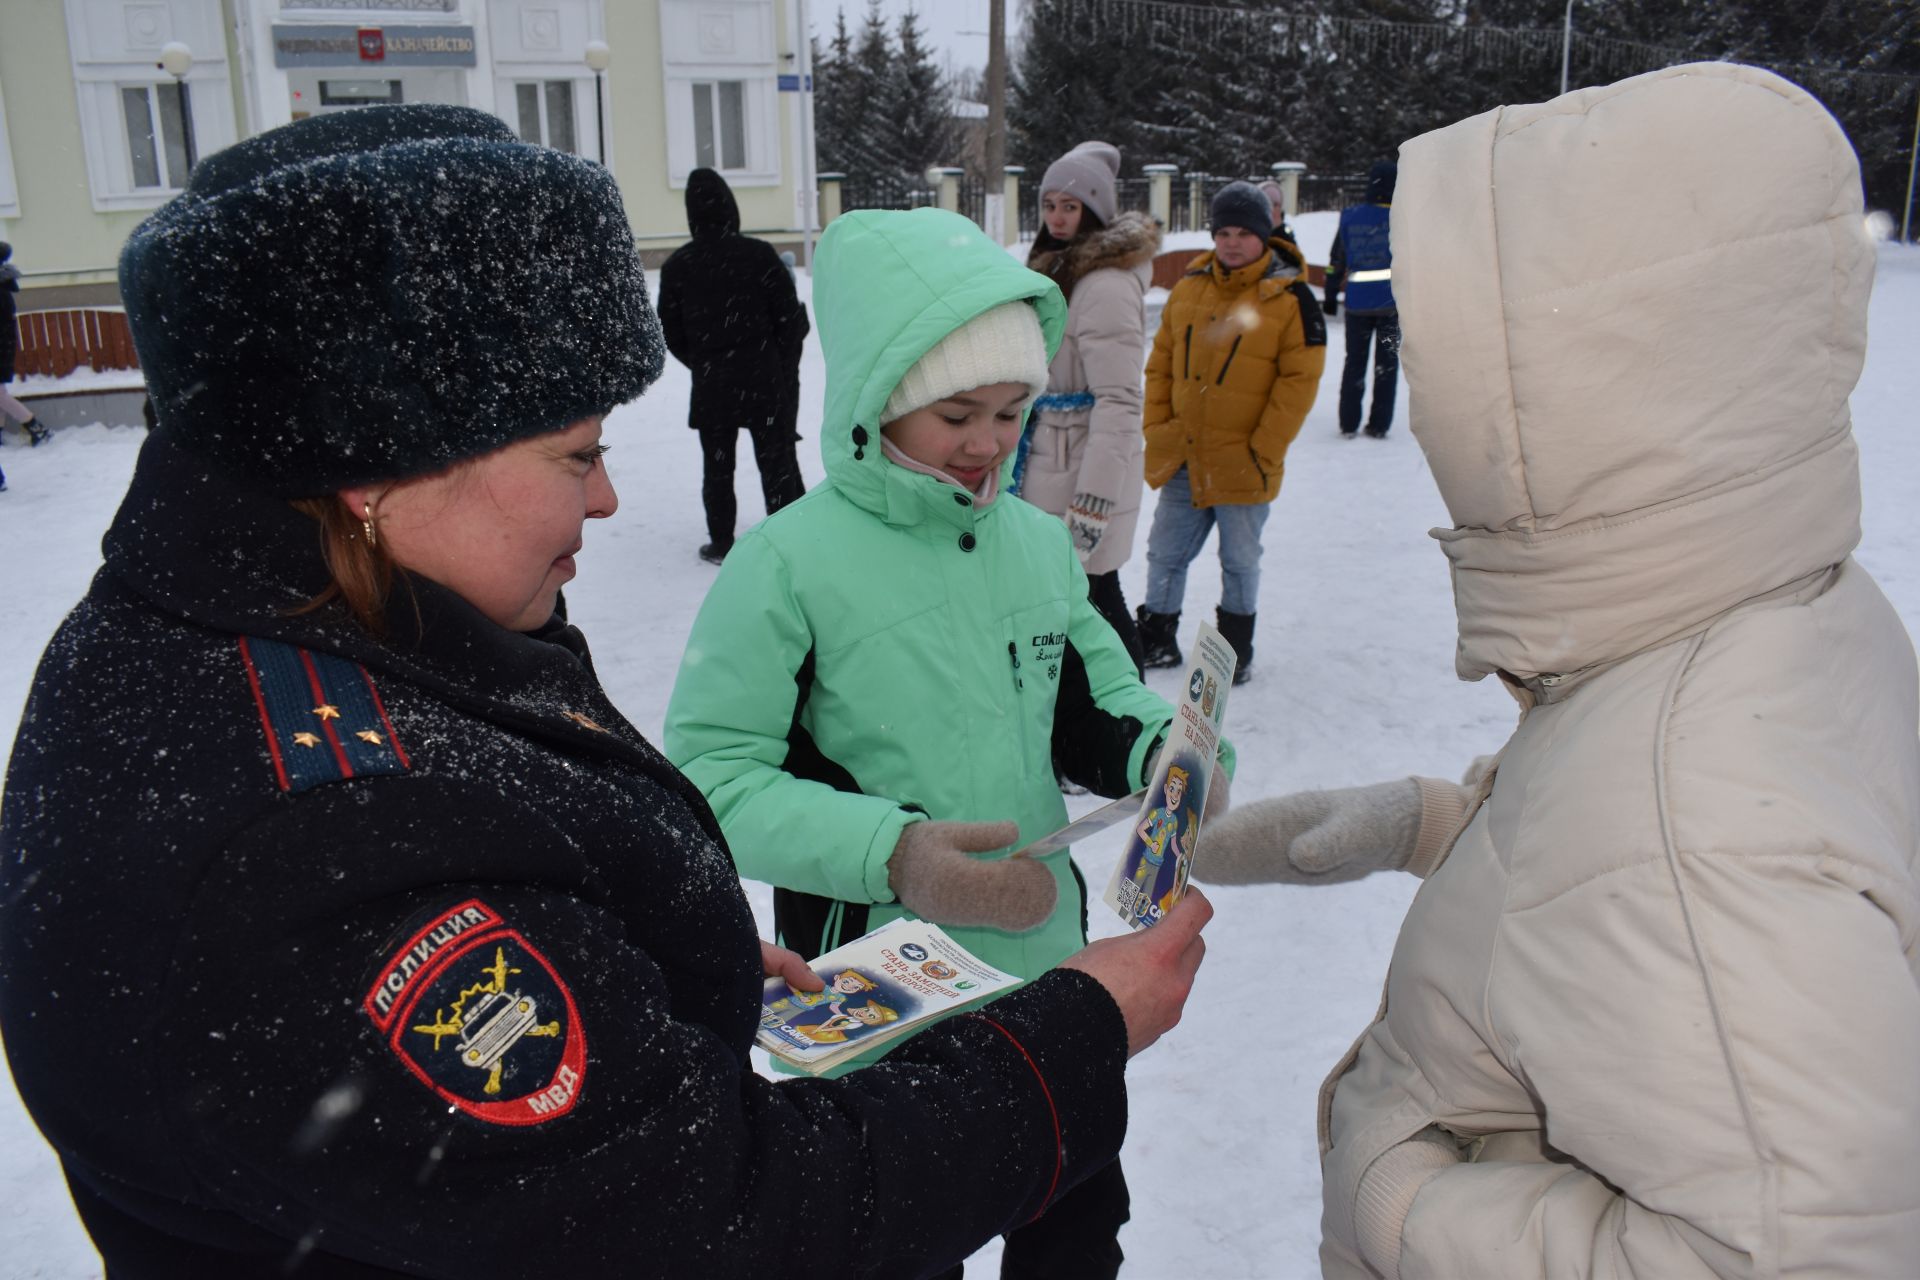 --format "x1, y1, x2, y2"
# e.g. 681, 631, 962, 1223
666, 209, 1214, 1272
665, 209, 1223, 1032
